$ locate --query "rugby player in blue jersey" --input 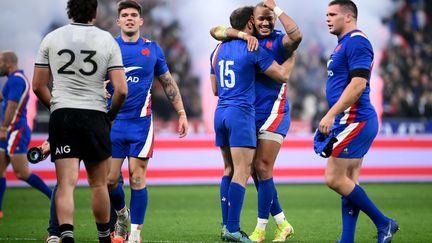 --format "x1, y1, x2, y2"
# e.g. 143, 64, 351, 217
107, 1, 188, 243
319, 1, 398, 242
210, 6, 296, 243
0, 51, 52, 220
211, 0, 302, 241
